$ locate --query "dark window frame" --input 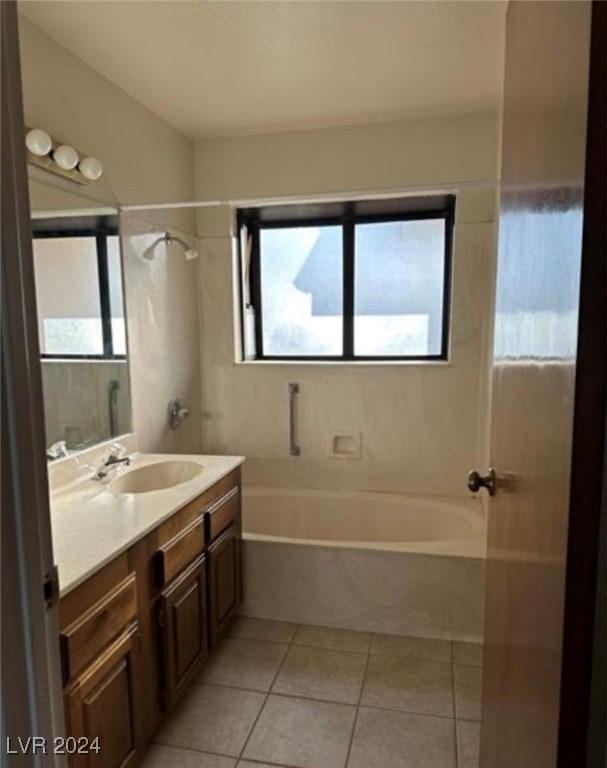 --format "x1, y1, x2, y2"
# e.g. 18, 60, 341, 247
32, 216, 126, 361
238, 196, 455, 362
